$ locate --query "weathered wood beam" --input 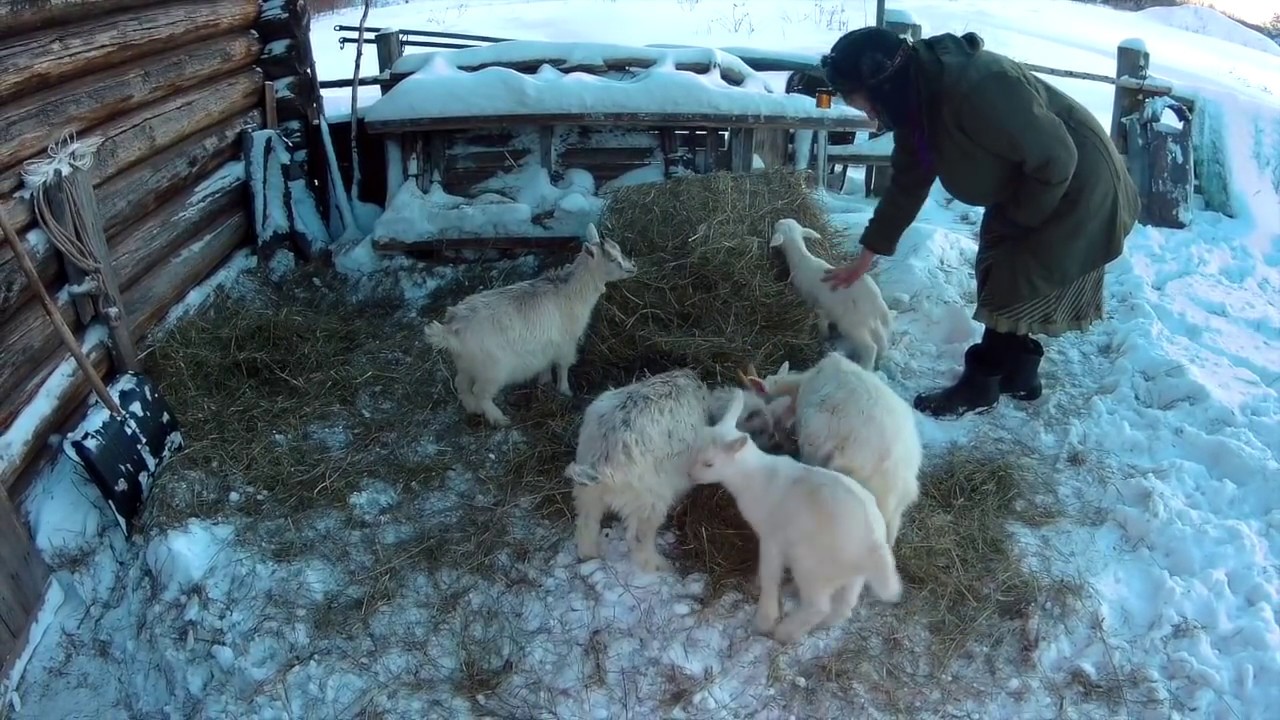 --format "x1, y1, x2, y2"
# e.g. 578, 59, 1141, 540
0, 0, 157, 41
0, 0, 260, 107
0, 68, 263, 245
0, 109, 261, 326
0, 33, 262, 174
